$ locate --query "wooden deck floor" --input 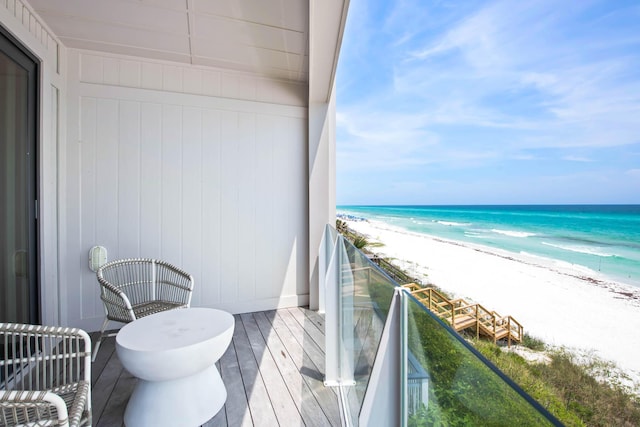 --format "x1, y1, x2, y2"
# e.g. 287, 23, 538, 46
91, 308, 342, 427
